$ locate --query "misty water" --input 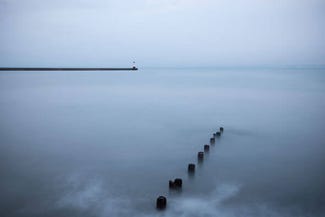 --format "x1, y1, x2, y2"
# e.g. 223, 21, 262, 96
0, 68, 325, 217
